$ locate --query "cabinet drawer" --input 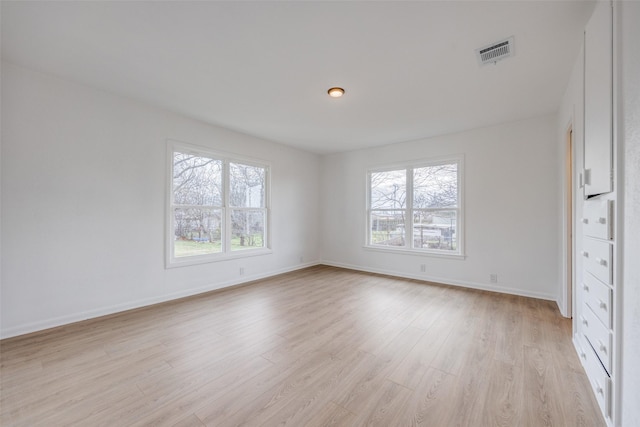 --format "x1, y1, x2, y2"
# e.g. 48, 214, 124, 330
576, 335, 611, 420
582, 272, 613, 328
580, 303, 612, 374
581, 238, 613, 285
582, 199, 613, 240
